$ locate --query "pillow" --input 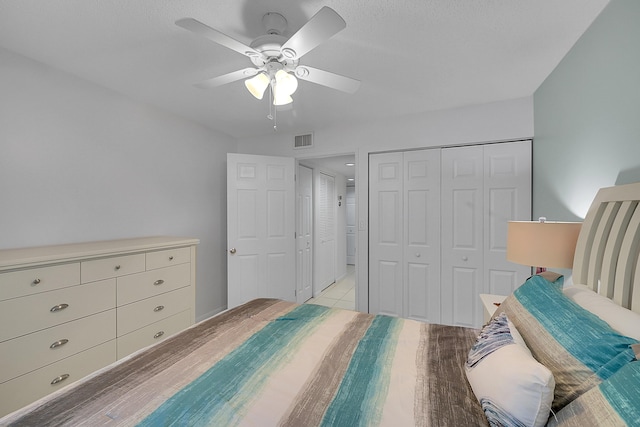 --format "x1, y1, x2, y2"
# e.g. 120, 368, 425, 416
465, 313, 555, 427
498, 275, 638, 411
547, 361, 640, 426
564, 284, 640, 340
